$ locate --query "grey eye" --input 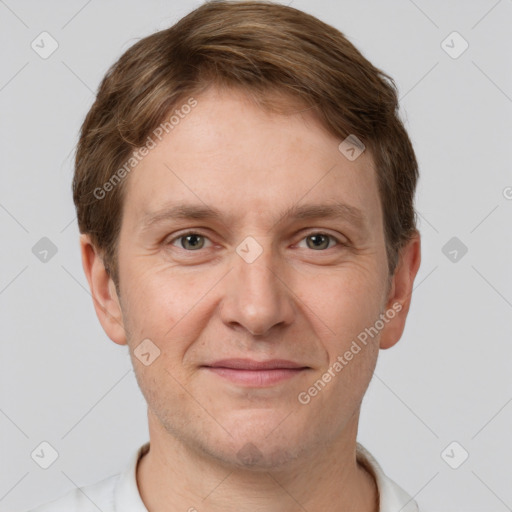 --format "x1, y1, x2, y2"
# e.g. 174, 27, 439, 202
177, 233, 204, 251
305, 234, 334, 250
